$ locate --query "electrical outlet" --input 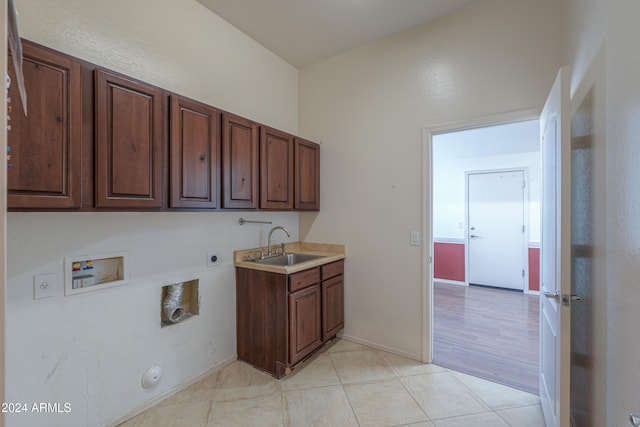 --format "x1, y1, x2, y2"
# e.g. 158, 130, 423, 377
207, 251, 221, 267
34, 273, 56, 299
